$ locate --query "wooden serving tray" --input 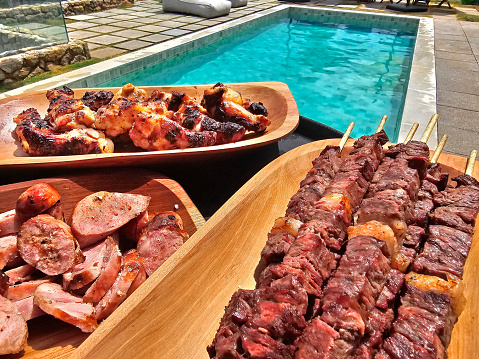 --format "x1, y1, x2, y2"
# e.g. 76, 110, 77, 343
63, 139, 479, 359
0, 81, 299, 169
0, 168, 205, 359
